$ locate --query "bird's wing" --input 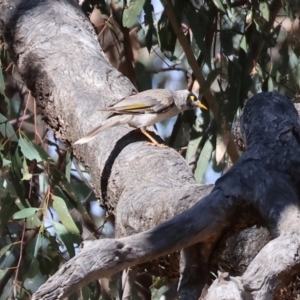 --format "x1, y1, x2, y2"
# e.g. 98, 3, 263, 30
99, 91, 174, 114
